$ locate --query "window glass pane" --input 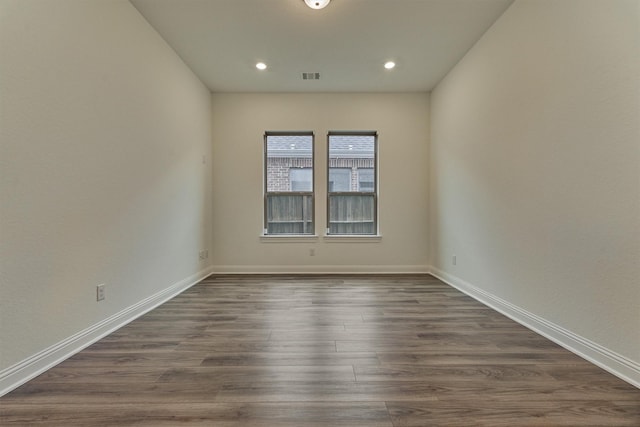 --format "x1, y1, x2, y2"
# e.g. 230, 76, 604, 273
328, 134, 374, 193
329, 168, 351, 192
266, 134, 313, 192
328, 194, 375, 235
266, 194, 313, 234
